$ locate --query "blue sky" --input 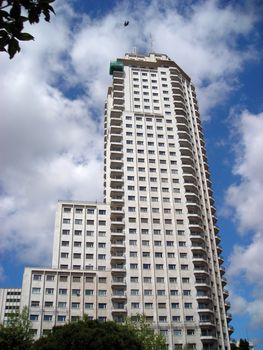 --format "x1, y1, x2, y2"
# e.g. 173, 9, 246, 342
0, 0, 263, 347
